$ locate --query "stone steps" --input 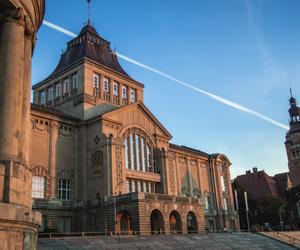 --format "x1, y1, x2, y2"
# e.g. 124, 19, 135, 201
37, 232, 297, 249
